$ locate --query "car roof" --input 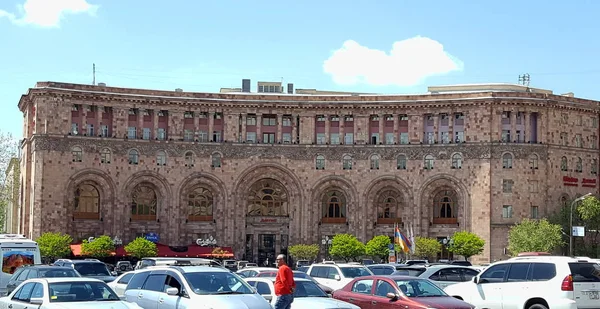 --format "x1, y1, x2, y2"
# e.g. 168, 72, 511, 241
67, 260, 105, 264
34, 278, 105, 283
246, 277, 312, 283
352, 275, 424, 281
142, 266, 230, 273
239, 267, 277, 271
424, 264, 473, 270
19, 265, 73, 269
